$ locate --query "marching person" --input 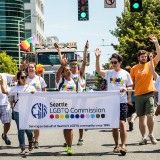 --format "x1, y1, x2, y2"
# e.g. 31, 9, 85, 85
55, 41, 88, 145
130, 35, 160, 145
95, 50, 133, 156
125, 66, 137, 131
26, 62, 47, 148
0, 71, 36, 155
0, 60, 15, 146
56, 63, 82, 155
